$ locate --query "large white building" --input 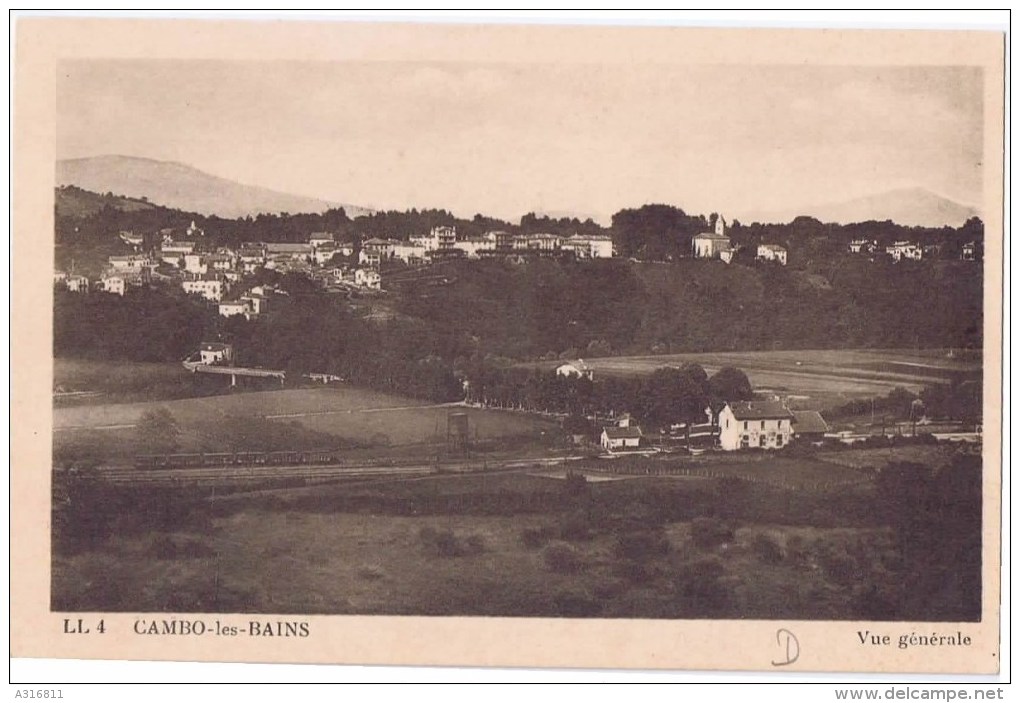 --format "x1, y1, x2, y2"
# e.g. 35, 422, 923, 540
182, 275, 225, 302
692, 217, 732, 260
717, 401, 794, 451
